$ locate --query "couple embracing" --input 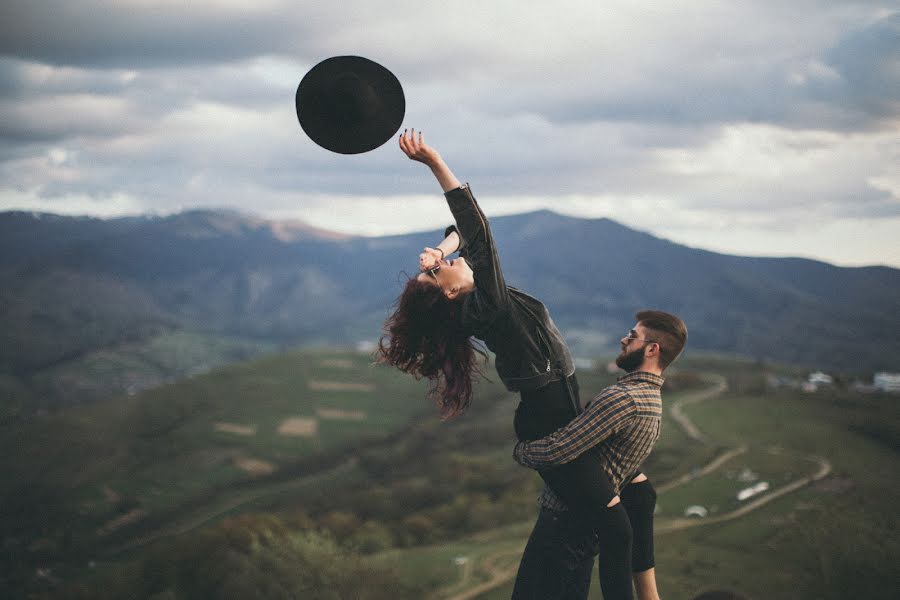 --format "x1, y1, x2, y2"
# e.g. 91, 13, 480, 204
378, 130, 687, 600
